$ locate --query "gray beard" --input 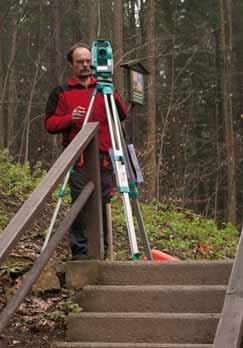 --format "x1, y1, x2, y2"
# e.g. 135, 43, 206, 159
80, 71, 91, 77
